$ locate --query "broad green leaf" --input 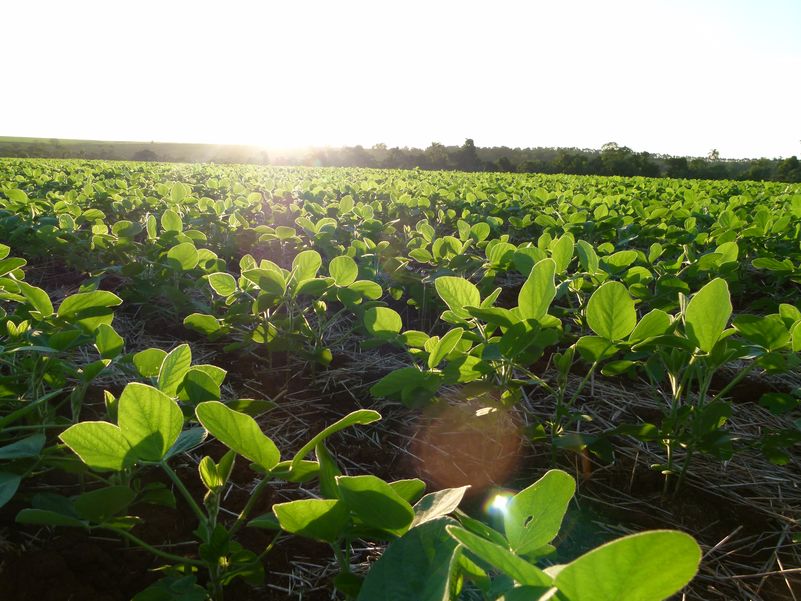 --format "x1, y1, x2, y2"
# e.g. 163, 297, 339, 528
60, 421, 133, 471
586, 281, 636, 341
166, 242, 199, 271
518, 258, 556, 321
357, 518, 460, 601
178, 368, 221, 403
208, 272, 237, 297
134, 348, 168, 378
428, 328, 463, 368
389, 479, 427, 504
337, 475, 414, 536
0, 433, 46, 460
504, 470, 575, 555
118, 383, 183, 462
161, 208, 183, 232
684, 278, 732, 353
0, 472, 21, 509
411, 486, 470, 528
550, 233, 575, 273
290, 410, 380, 471
628, 309, 671, 344
446, 526, 552, 587
435, 277, 480, 320
329, 255, 359, 287
73, 486, 136, 522
242, 268, 286, 296
733, 314, 789, 351
95, 323, 124, 359
195, 401, 280, 471
370, 367, 428, 398
16, 281, 54, 317
183, 313, 221, 336
554, 530, 701, 601
170, 182, 188, 203
364, 307, 402, 339
273, 499, 348, 543
164, 427, 207, 460
16, 508, 87, 529
57, 291, 122, 333
292, 250, 322, 283
792, 322, 801, 352
157, 344, 192, 396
